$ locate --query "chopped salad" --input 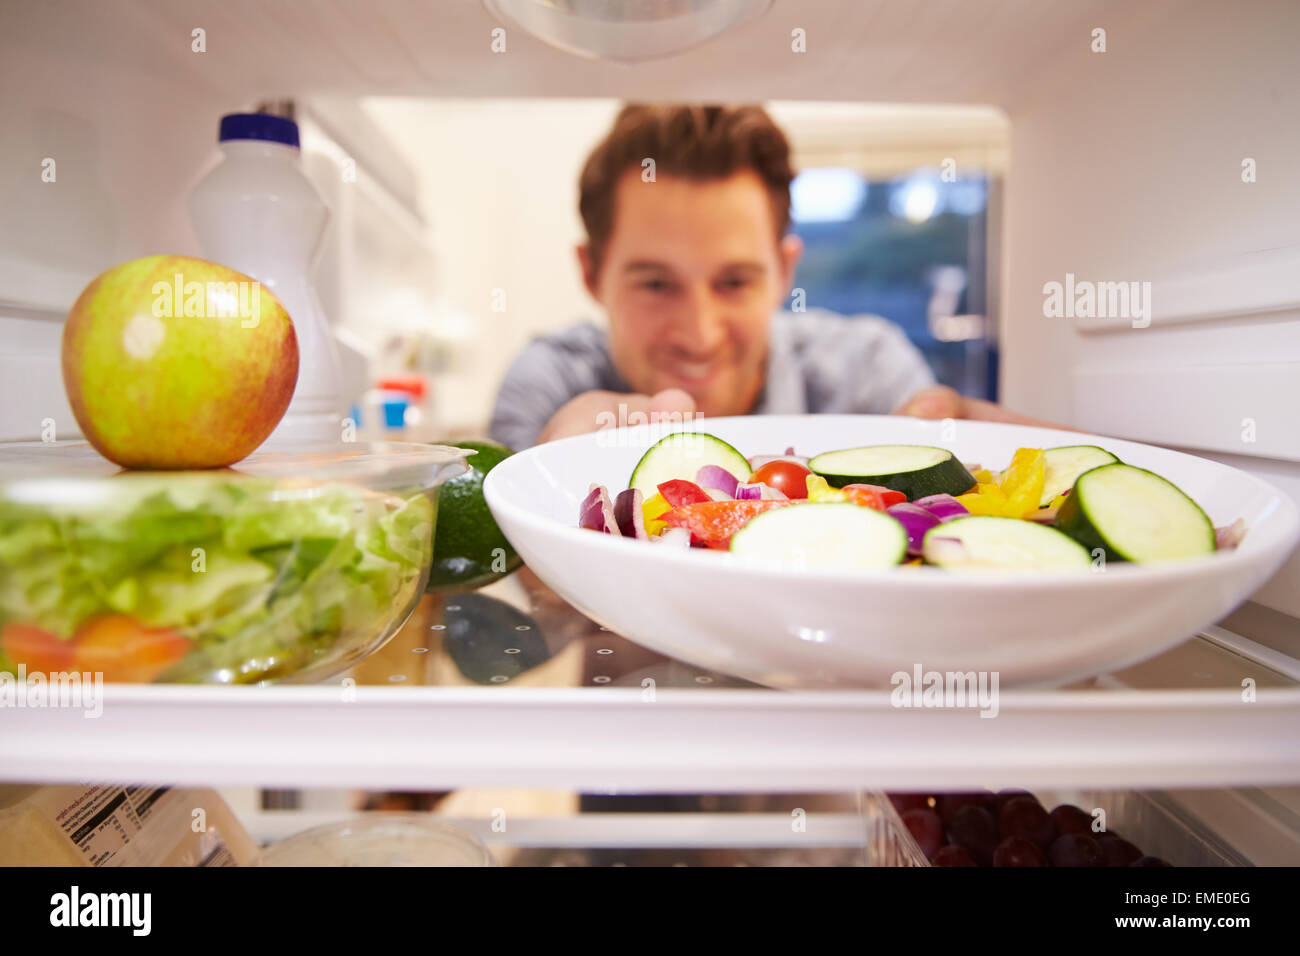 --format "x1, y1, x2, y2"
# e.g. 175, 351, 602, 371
0, 475, 434, 683
578, 432, 1246, 572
